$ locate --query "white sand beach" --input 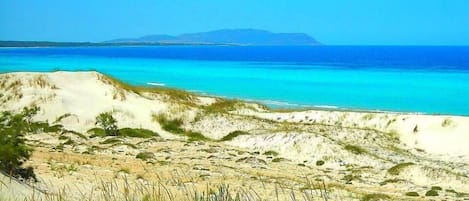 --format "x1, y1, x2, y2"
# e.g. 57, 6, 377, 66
1, 71, 469, 200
